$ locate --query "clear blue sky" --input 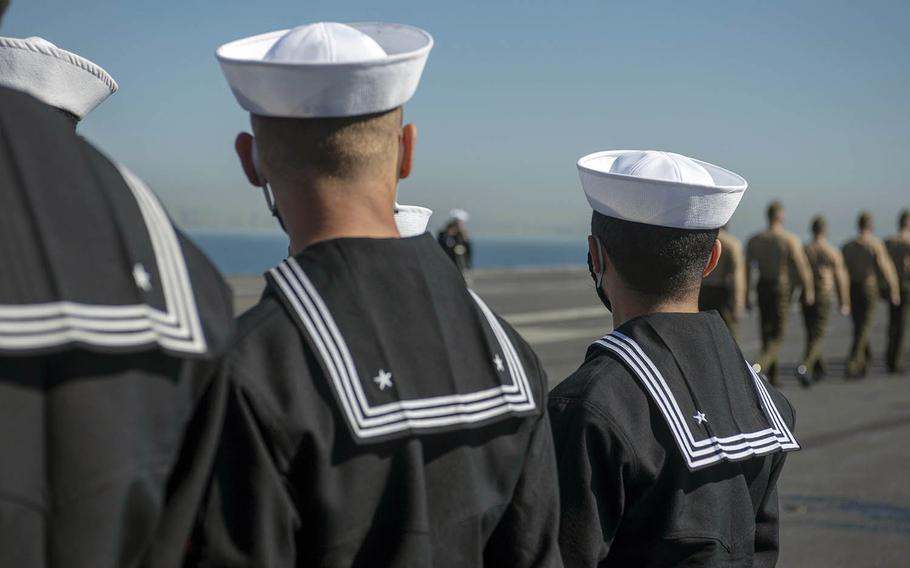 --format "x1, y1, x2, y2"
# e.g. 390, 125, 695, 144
4, 0, 909, 241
